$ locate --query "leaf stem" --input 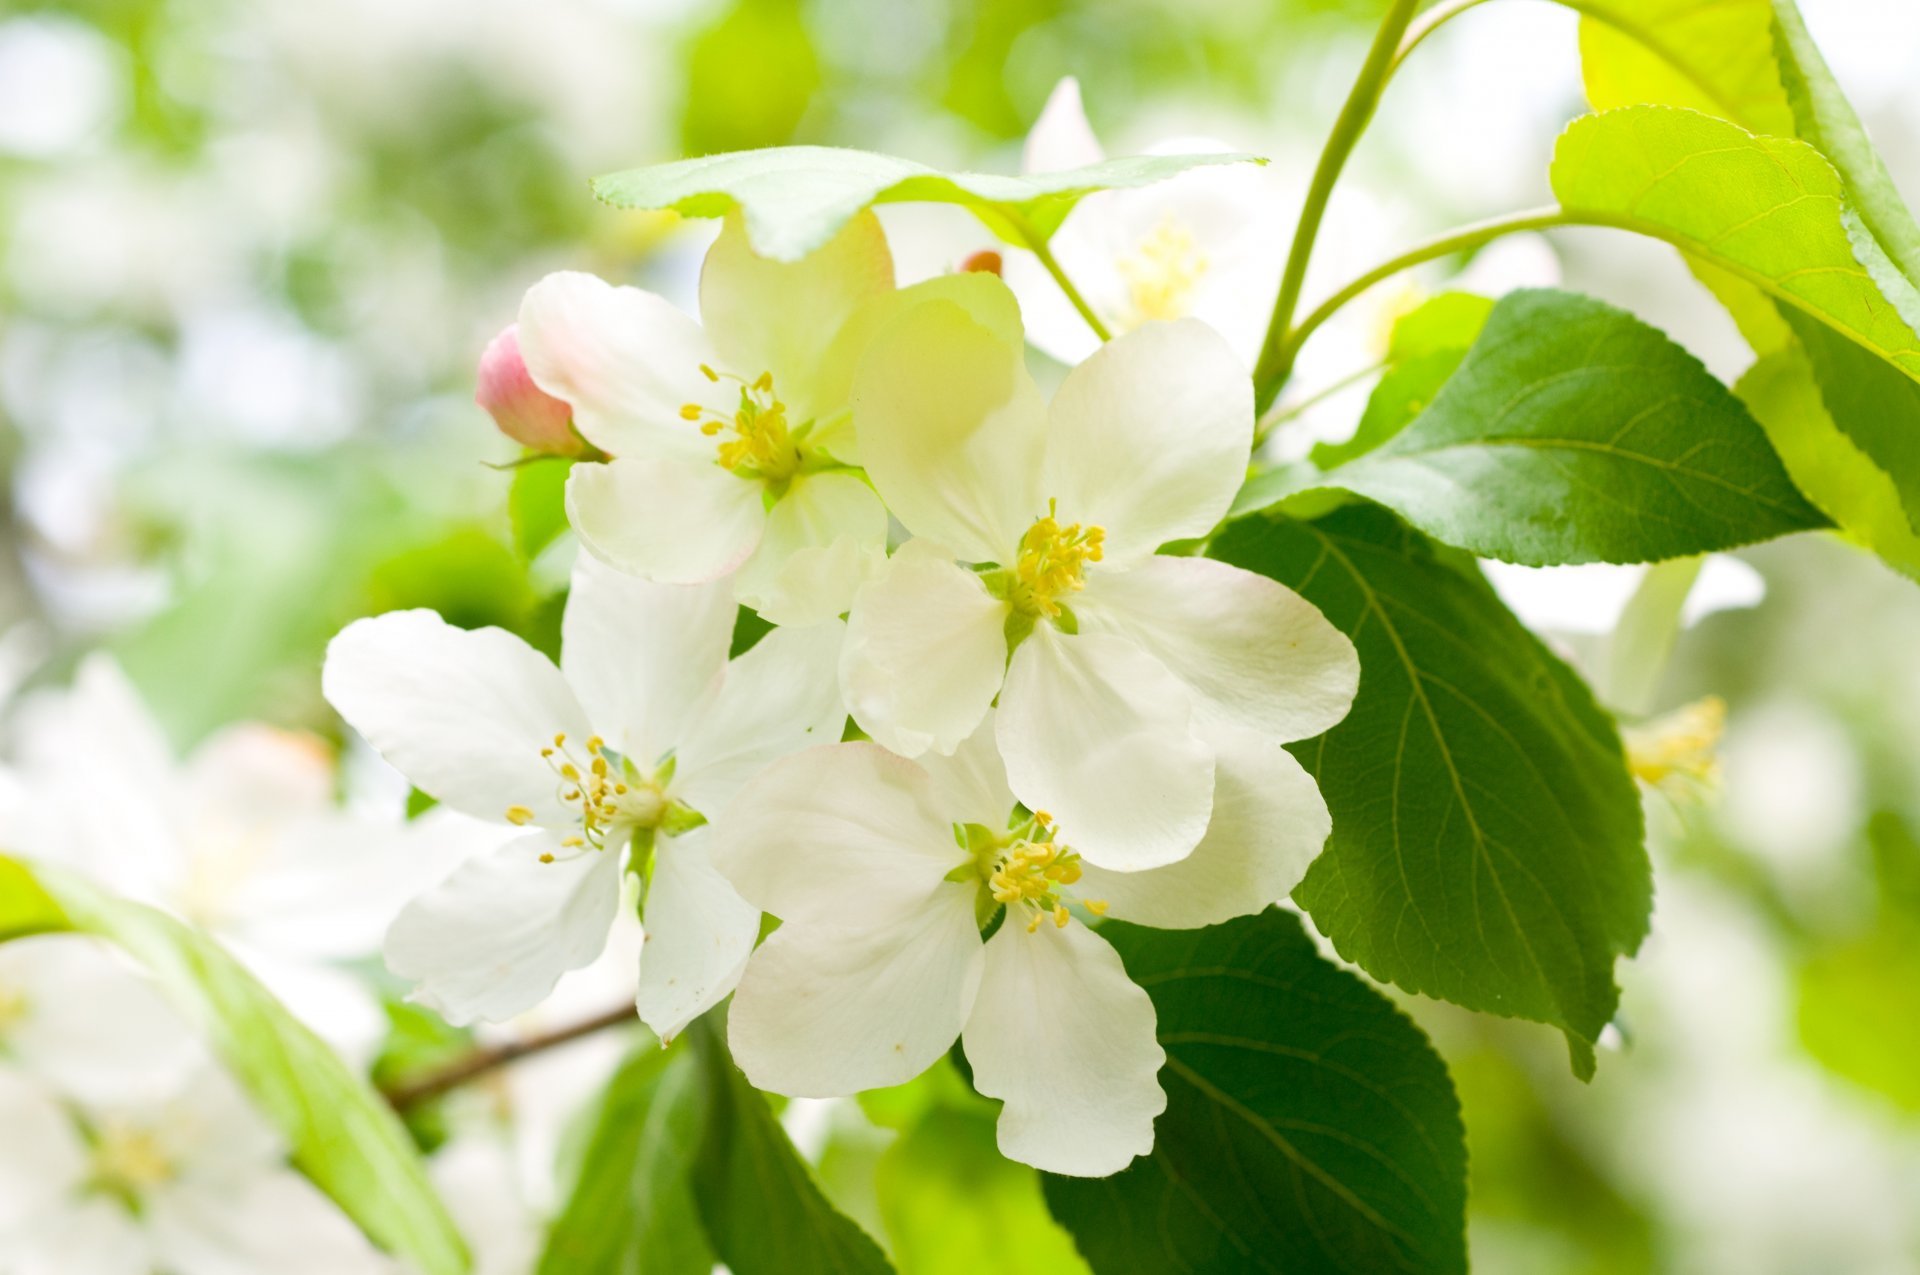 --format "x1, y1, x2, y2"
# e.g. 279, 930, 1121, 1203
1028, 231, 1113, 343
383, 1002, 640, 1110
1255, 359, 1386, 445
1253, 0, 1421, 412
